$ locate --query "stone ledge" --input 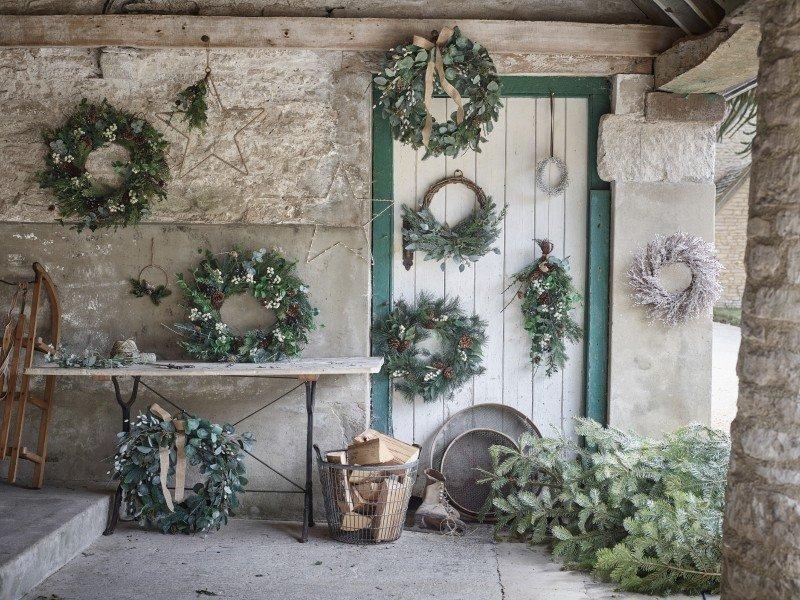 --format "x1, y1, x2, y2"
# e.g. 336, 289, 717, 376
646, 92, 726, 123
